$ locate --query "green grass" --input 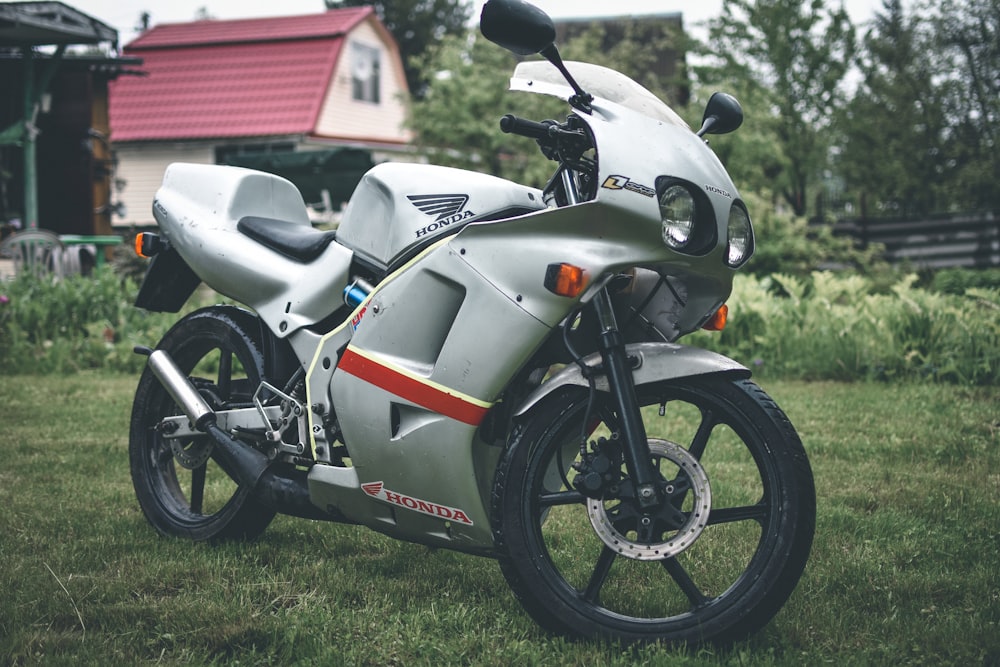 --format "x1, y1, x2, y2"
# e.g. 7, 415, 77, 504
0, 375, 997, 666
